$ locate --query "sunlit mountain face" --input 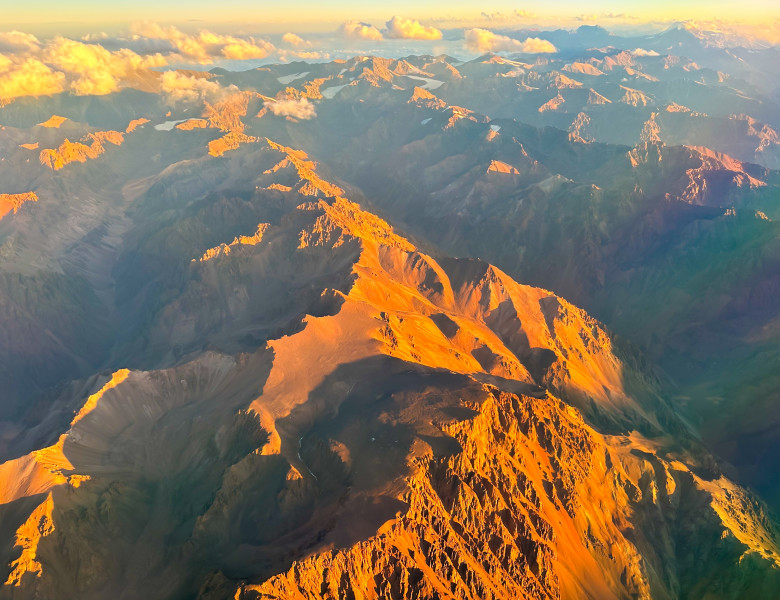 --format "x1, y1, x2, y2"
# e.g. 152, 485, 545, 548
1, 8, 780, 599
